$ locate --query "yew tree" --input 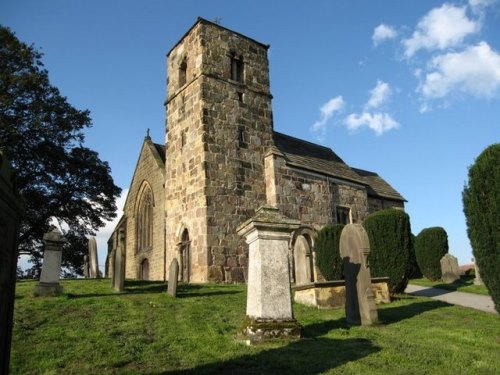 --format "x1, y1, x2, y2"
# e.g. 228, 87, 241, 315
0, 25, 121, 276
